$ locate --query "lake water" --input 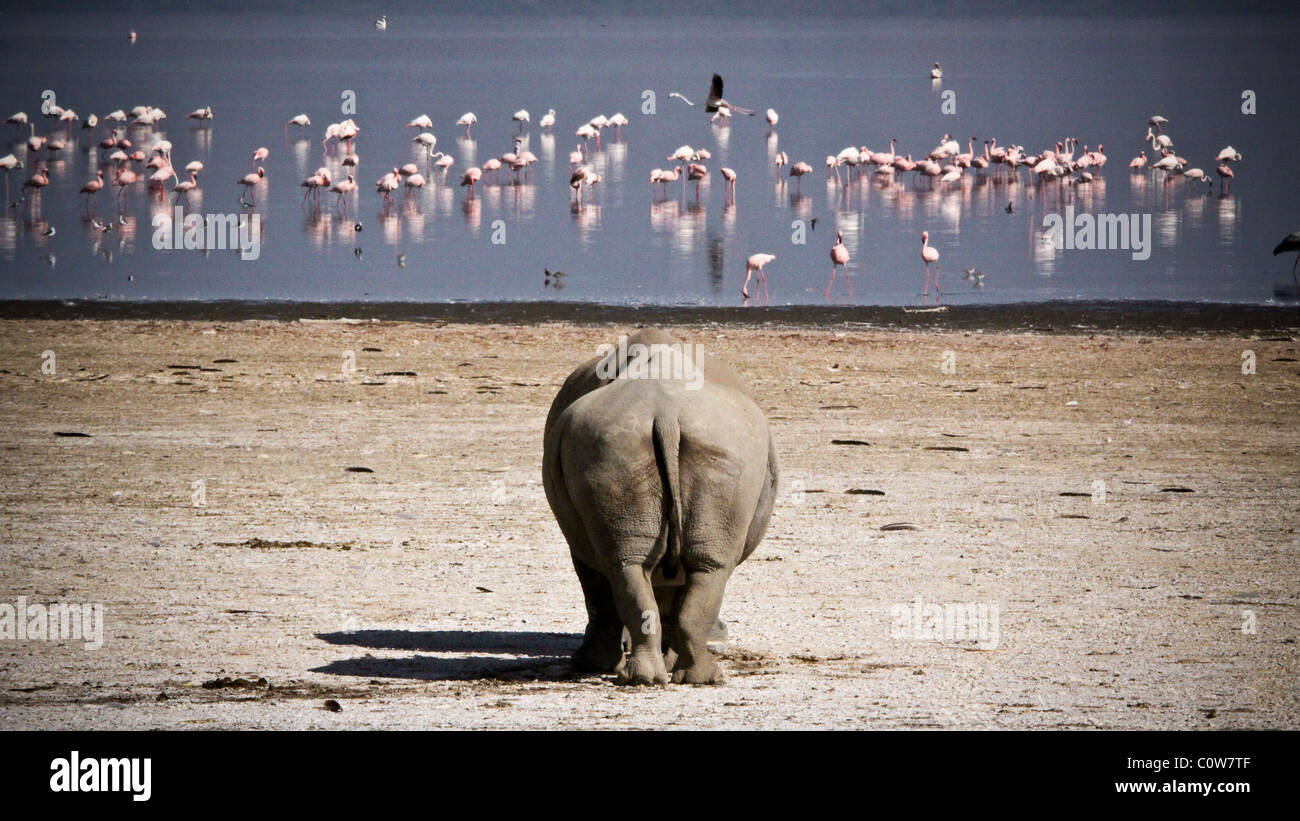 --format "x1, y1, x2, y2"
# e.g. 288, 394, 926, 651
1, 11, 1297, 306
